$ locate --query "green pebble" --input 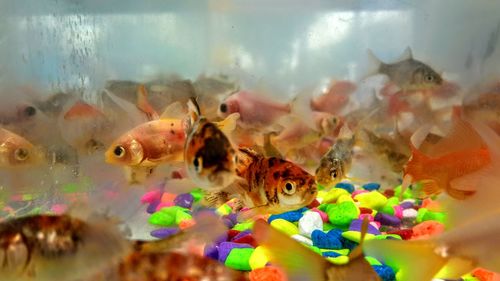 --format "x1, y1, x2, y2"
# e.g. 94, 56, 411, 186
365, 256, 382, 266
216, 204, 232, 215
422, 211, 446, 224
342, 231, 376, 243
416, 208, 428, 223
190, 188, 204, 202
323, 223, 336, 232
149, 211, 175, 226
394, 185, 412, 199
375, 234, 402, 240
462, 274, 480, 281
327, 201, 359, 226
233, 221, 254, 231
28, 207, 42, 215
63, 183, 79, 193
310, 246, 322, 254
321, 249, 349, 256
175, 210, 193, 225
386, 197, 400, 207
326, 256, 349, 265
225, 248, 254, 271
